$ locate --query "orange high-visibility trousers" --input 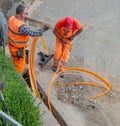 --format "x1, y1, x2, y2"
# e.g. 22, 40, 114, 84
54, 37, 72, 69
8, 43, 26, 73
